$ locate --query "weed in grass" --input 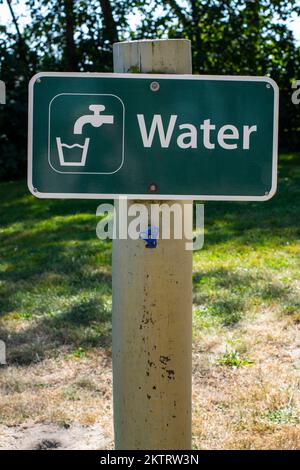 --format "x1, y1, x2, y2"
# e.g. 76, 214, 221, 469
217, 347, 254, 368
265, 405, 299, 425
71, 347, 86, 359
